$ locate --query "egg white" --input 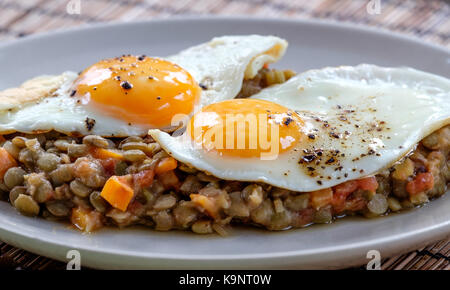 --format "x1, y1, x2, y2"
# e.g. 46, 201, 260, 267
0, 35, 287, 137
150, 64, 450, 192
